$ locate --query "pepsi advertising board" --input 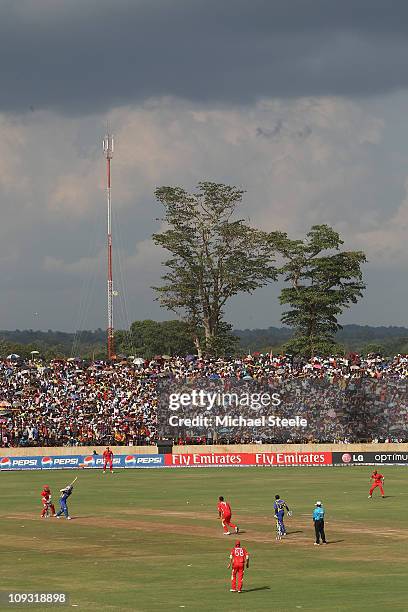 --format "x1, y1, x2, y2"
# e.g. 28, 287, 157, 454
333, 451, 408, 465
0, 454, 165, 470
